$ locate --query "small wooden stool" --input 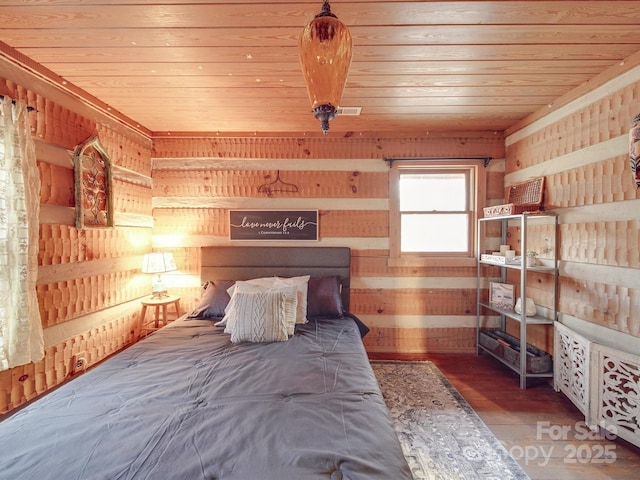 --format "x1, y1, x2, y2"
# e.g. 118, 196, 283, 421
139, 294, 181, 337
